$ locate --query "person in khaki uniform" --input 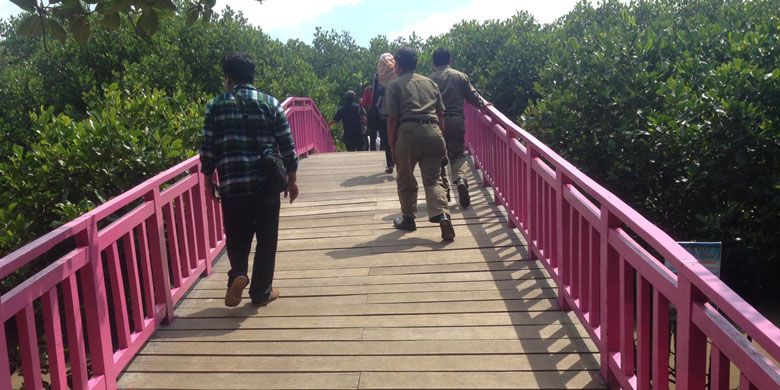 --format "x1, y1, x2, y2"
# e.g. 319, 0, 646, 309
385, 47, 455, 241
428, 47, 486, 208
